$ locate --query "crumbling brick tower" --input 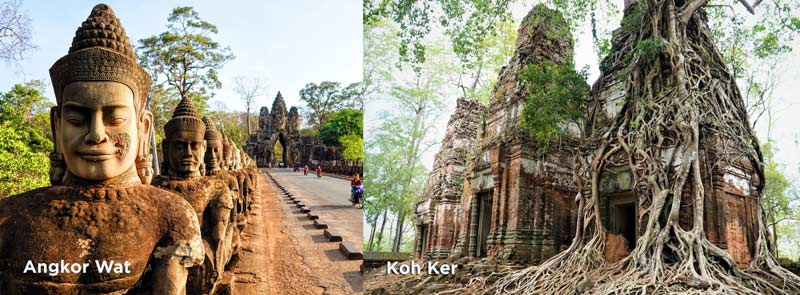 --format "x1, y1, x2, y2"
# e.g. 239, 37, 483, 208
414, 6, 583, 263
414, 98, 485, 259
442, 3, 760, 268
586, 6, 761, 267
445, 6, 580, 264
